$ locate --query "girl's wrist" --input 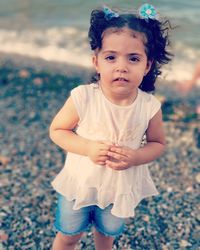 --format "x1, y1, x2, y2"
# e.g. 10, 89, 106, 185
84, 139, 92, 157
132, 149, 141, 166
